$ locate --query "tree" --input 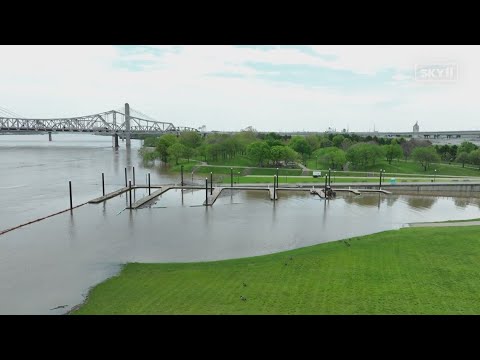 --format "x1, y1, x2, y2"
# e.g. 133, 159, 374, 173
305, 135, 320, 152
458, 141, 477, 154
242, 125, 257, 133
264, 132, 284, 147
435, 144, 457, 162
456, 151, 469, 168
184, 147, 196, 162
401, 138, 430, 161
469, 149, 480, 169
156, 134, 178, 162
317, 147, 346, 170
289, 136, 312, 165
179, 131, 202, 149
270, 145, 285, 166
332, 134, 345, 148
197, 143, 209, 162
341, 138, 353, 150
384, 143, 403, 164
283, 146, 298, 166
346, 143, 383, 168
139, 147, 159, 162
167, 143, 187, 165
412, 147, 440, 171
319, 136, 333, 148
247, 141, 271, 167
143, 136, 159, 147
